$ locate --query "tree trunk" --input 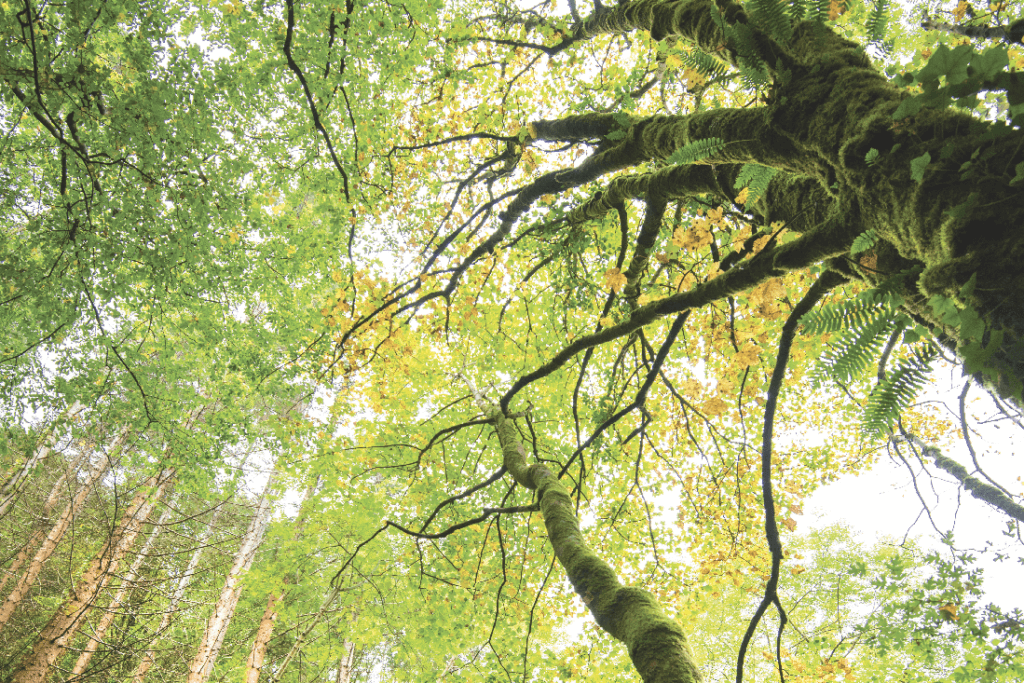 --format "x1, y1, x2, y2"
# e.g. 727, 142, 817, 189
69, 501, 174, 677
0, 445, 88, 597
132, 505, 222, 683
186, 472, 276, 683
335, 642, 356, 683
469, 374, 702, 683
6, 466, 175, 683
242, 476, 318, 683
0, 449, 114, 633
243, 593, 280, 683
0, 402, 85, 519
268, 585, 341, 683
